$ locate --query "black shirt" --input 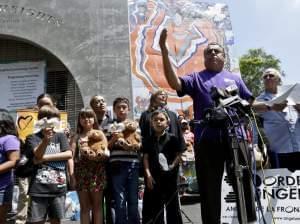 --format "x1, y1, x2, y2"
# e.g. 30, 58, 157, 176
143, 132, 185, 177
139, 109, 185, 146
